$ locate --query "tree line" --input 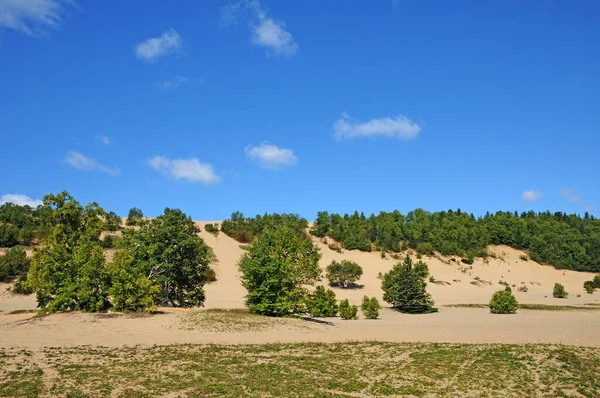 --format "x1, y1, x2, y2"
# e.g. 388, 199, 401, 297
309, 209, 600, 272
